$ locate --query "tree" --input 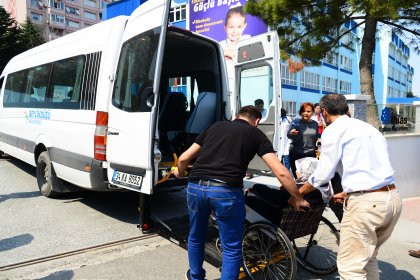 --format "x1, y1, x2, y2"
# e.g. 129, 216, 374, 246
0, 6, 21, 73
0, 7, 45, 74
245, 0, 420, 127
20, 18, 45, 49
